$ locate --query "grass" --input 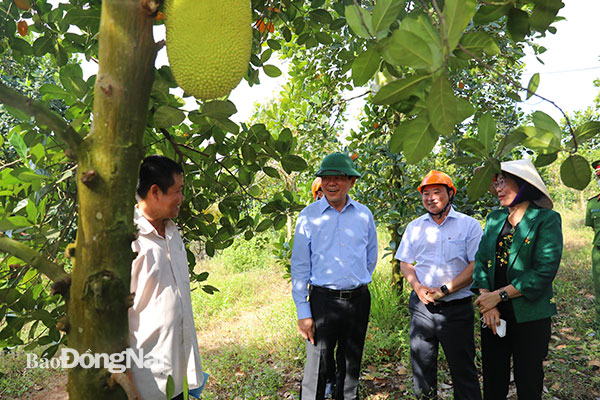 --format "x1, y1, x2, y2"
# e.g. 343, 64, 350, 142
2, 203, 599, 399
